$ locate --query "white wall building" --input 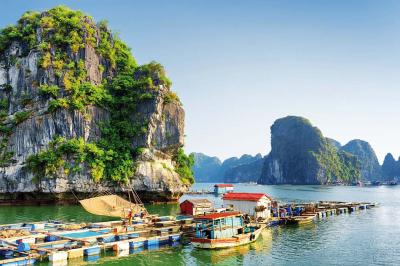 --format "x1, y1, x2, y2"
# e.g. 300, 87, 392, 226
222, 192, 272, 219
